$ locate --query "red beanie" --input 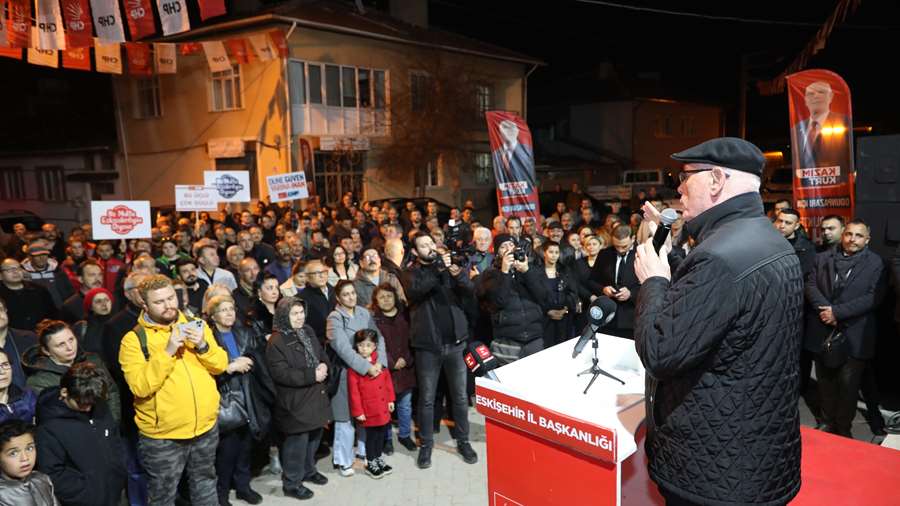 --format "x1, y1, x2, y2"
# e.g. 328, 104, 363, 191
83, 287, 114, 315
